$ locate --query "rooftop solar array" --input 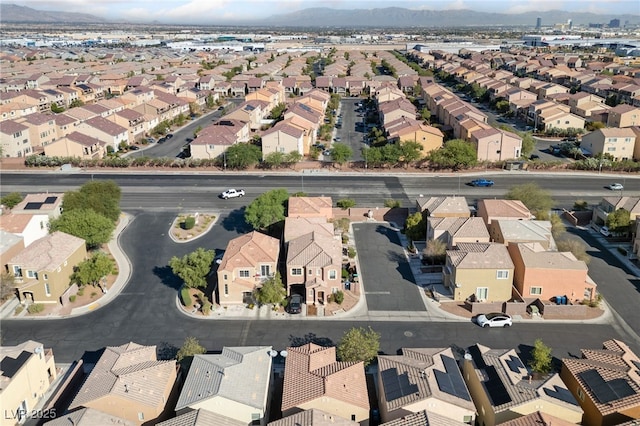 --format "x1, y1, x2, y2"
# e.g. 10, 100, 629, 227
543, 385, 580, 406
578, 369, 635, 404
505, 355, 525, 374
434, 355, 471, 401
44, 196, 58, 204
381, 368, 419, 402
484, 365, 512, 406
23, 202, 43, 210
